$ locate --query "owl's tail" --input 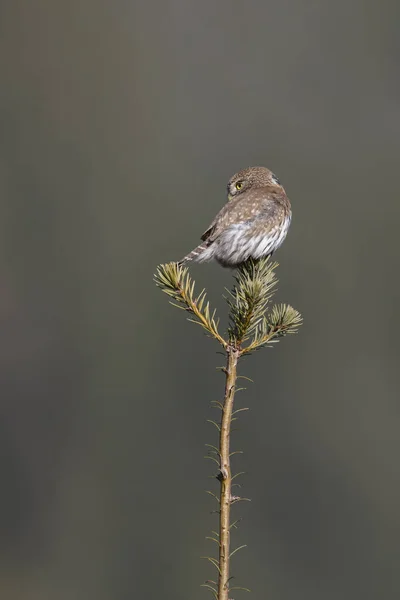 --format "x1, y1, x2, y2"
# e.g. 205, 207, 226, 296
178, 242, 210, 266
